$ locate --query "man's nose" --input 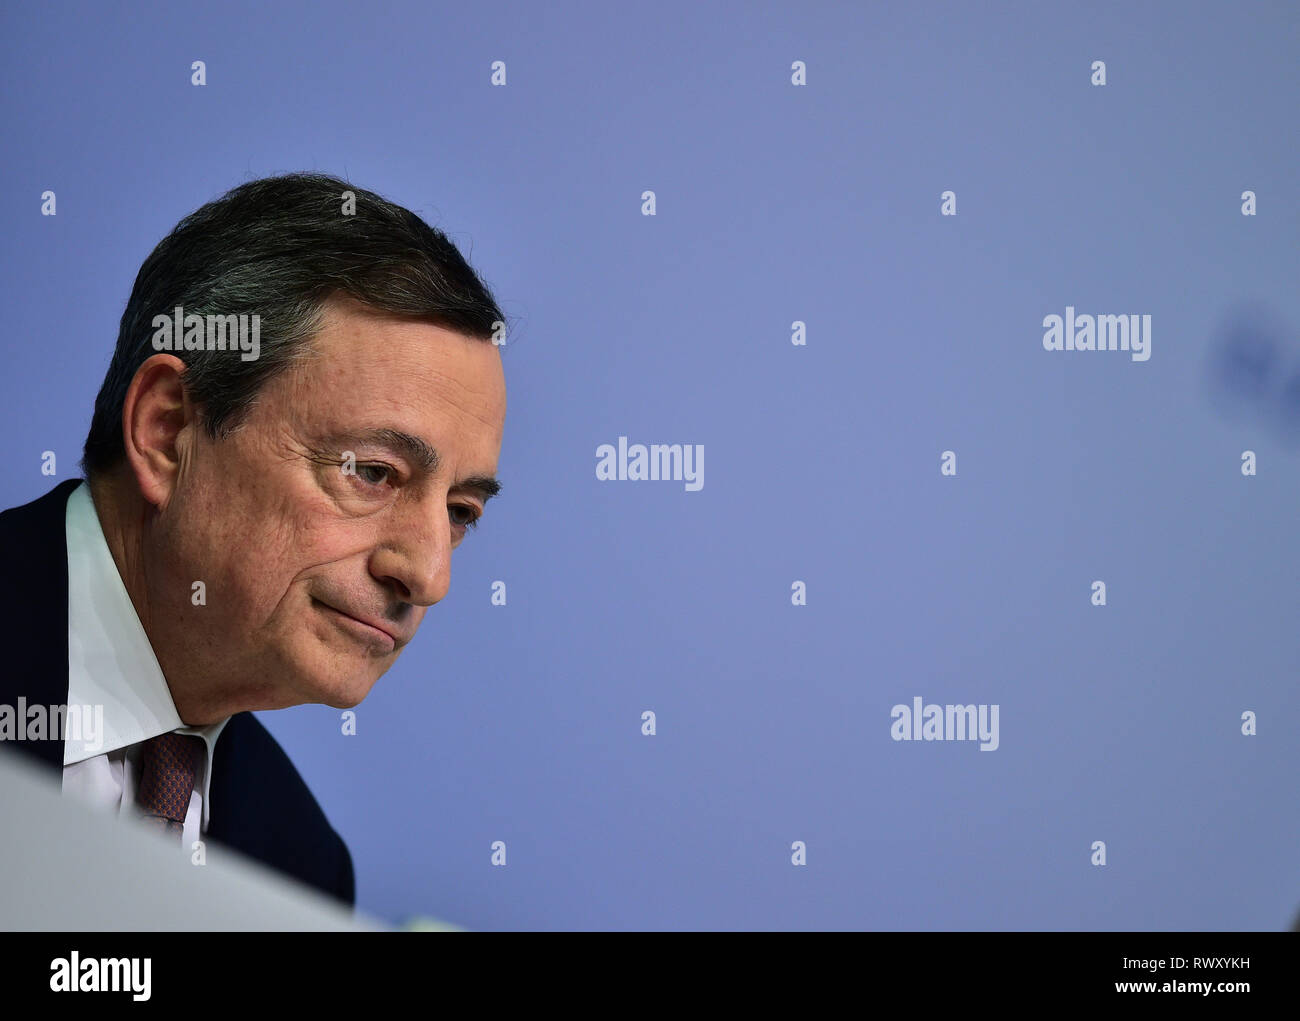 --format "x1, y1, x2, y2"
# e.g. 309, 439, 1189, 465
369, 507, 453, 607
